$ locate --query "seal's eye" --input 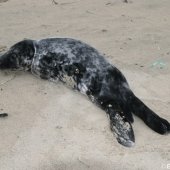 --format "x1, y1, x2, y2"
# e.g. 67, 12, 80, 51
11, 53, 19, 62
11, 53, 17, 59
9, 53, 19, 69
